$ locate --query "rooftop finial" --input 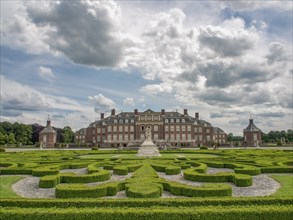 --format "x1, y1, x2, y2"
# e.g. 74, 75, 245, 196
48, 114, 50, 121
250, 114, 253, 119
